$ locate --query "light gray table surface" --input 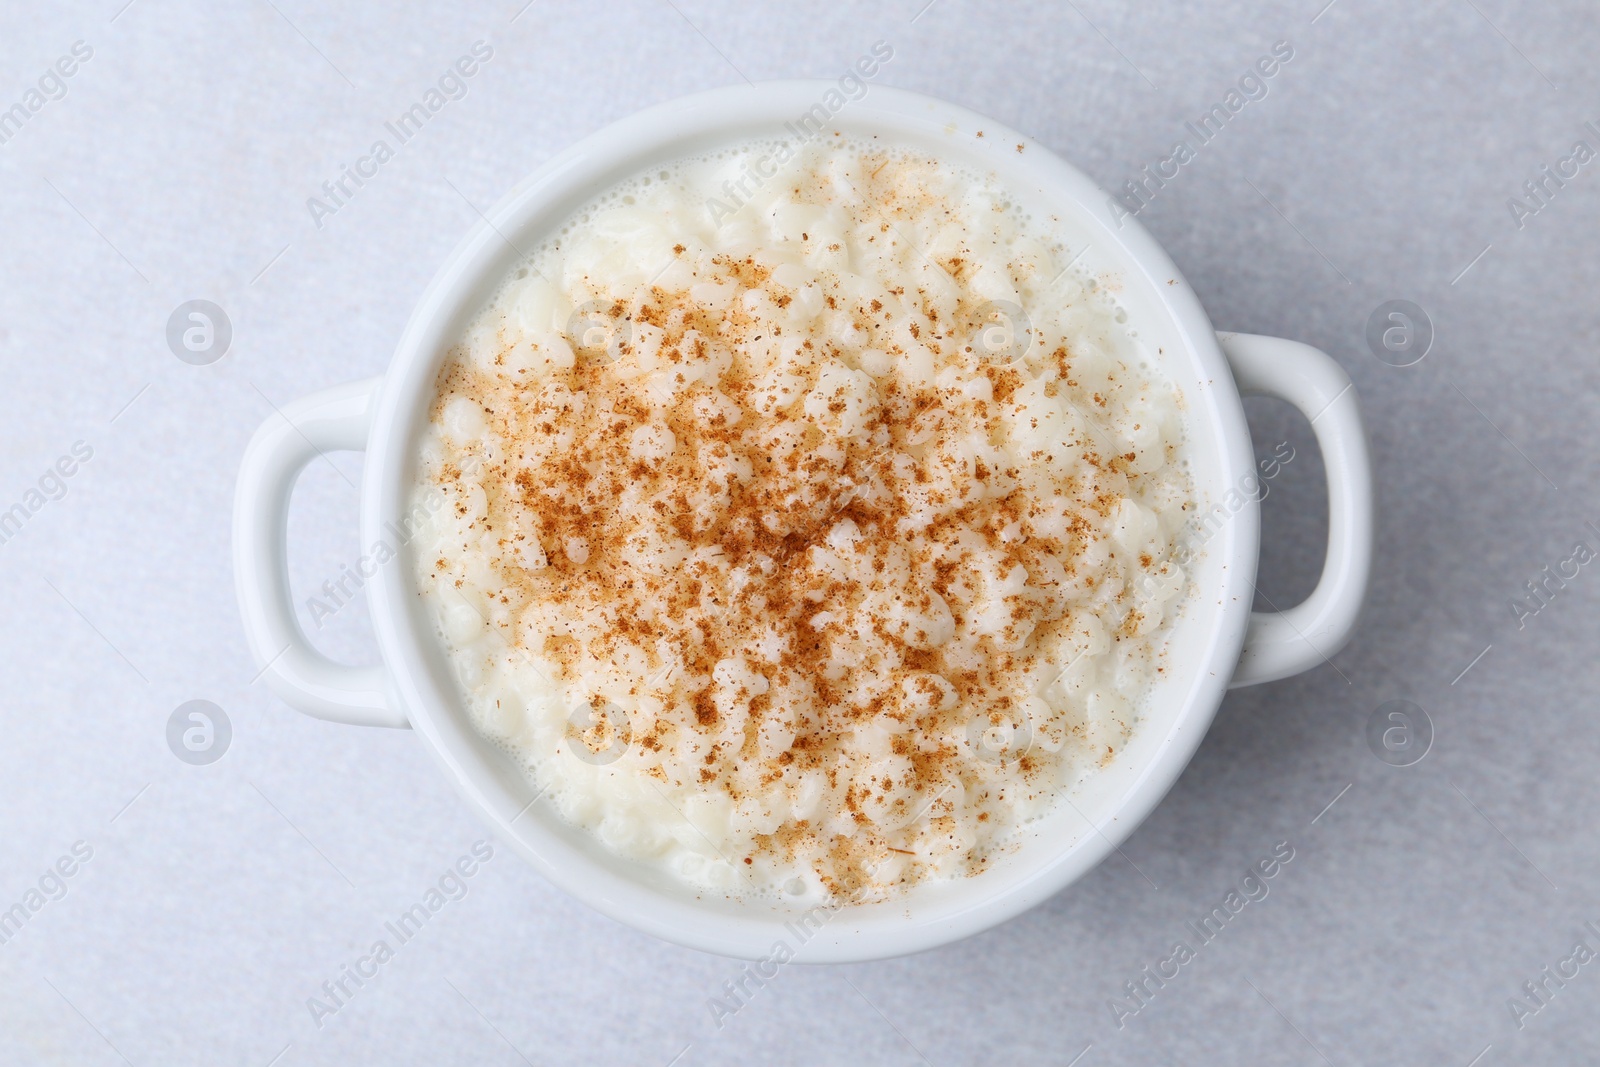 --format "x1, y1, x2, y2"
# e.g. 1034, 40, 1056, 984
2, 0, 1597, 1063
